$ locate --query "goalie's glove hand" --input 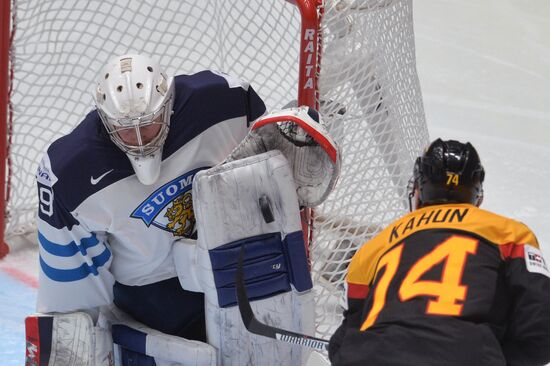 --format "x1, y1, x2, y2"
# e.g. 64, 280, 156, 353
226, 106, 341, 207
